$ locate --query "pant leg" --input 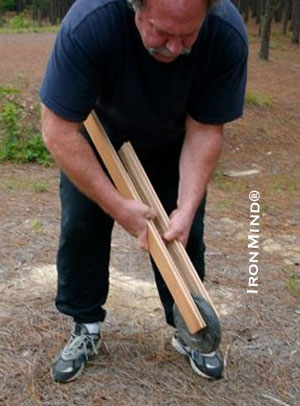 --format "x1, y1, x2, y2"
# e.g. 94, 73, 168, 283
56, 171, 114, 323
135, 137, 207, 327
